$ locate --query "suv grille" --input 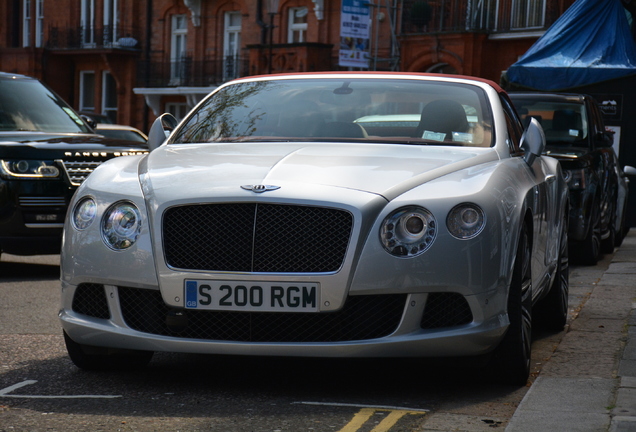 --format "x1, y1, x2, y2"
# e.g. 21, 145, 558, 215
61, 161, 103, 186
118, 287, 407, 342
163, 203, 353, 273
